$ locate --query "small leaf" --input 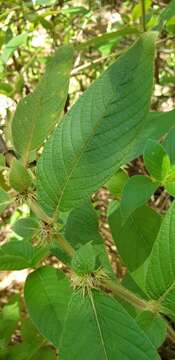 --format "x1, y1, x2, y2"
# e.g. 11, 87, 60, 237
12, 217, 40, 239
12, 45, 73, 163
0, 187, 12, 214
64, 200, 114, 276
108, 202, 161, 271
0, 240, 46, 270
165, 181, 175, 197
144, 139, 171, 181
1, 33, 28, 64
106, 169, 128, 198
120, 175, 158, 222
157, 0, 175, 30
9, 159, 33, 192
71, 243, 96, 275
